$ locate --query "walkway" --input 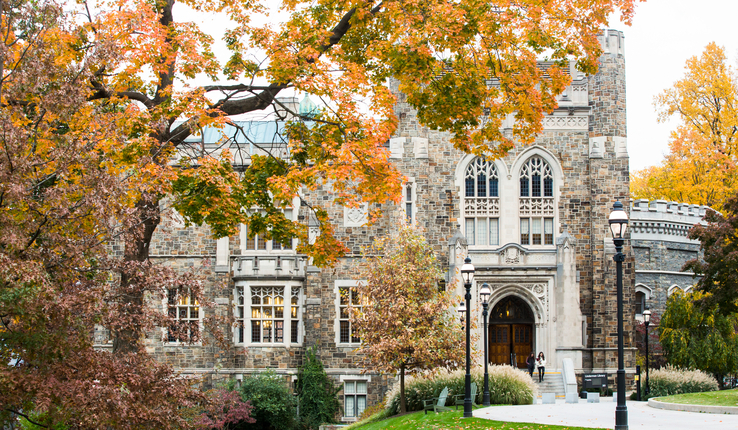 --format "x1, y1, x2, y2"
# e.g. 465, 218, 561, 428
474, 397, 738, 429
